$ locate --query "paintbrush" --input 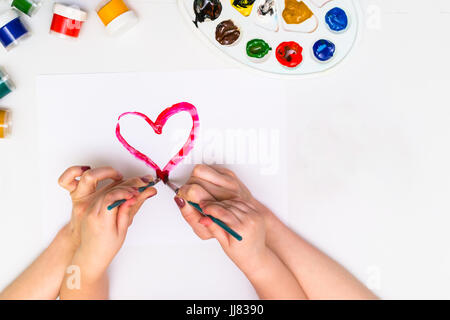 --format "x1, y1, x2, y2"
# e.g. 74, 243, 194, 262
107, 178, 161, 211
166, 180, 243, 241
